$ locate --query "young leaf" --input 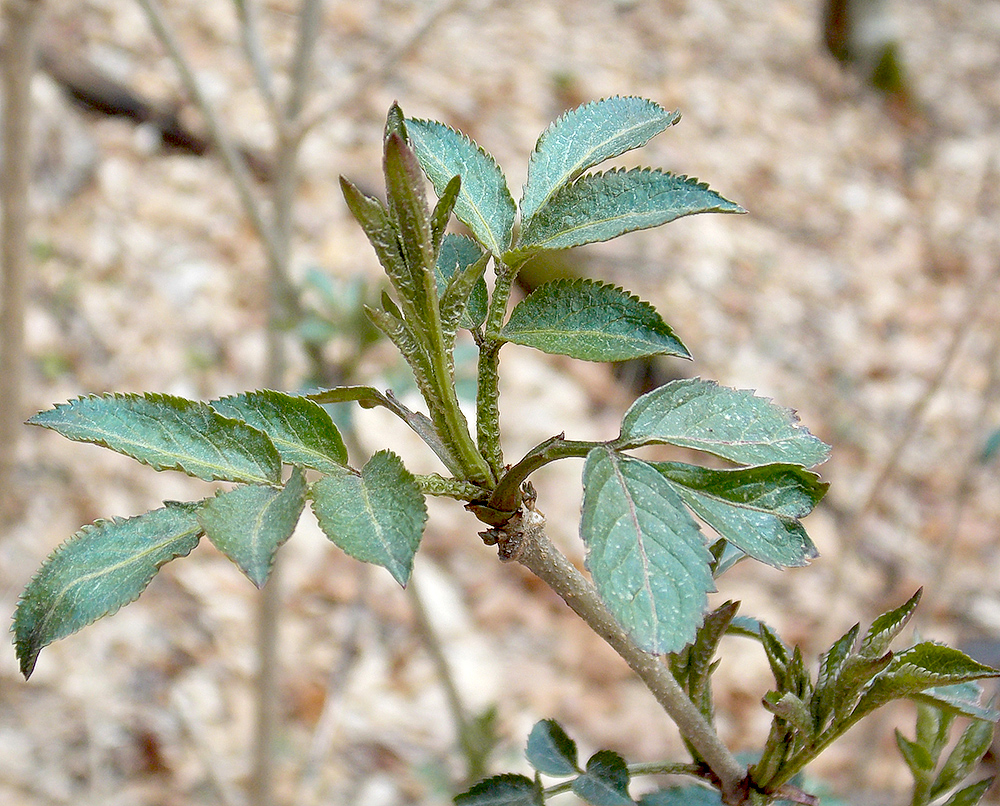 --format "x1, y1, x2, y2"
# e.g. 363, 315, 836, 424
912, 684, 1000, 722
812, 623, 860, 732
652, 461, 826, 568
571, 750, 635, 806
430, 174, 462, 254
500, 279, 690, 362
895, 729, 936, 774
762, 691, 813, 734
525, 719, 579, 777
684, 600, 740, 715
14, 502, 202, 678
581, 447, 714, 655
759, 621, 791, 687
309, 450, 427, 586
340, 176, 408, 290
436, 234, 490, 332
198, 468, 307, 588
384, 132, 437, 279
28, 393, 281, 485
210, 390, 348, 474
931, 719, 995, 799
619, 378, 831, 468
515, 169, 744, 254
859, 588, 922, 659
520, 96, 680, 224
939, 778, 994, 806
405, 117, 516, 256
454, 774, 543, 806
